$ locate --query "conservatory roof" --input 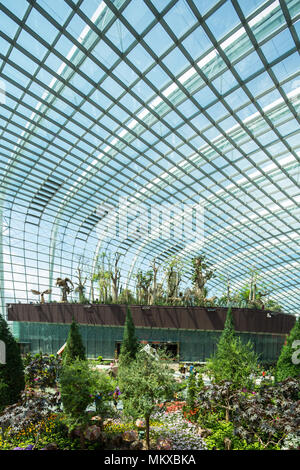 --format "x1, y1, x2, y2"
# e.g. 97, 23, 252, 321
0, 0, 299, 315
